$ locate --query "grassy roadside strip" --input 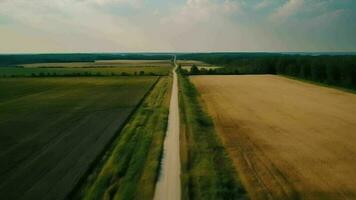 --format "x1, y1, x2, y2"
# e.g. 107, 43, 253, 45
178, 72, 248, 200
75, 76, 171, 200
